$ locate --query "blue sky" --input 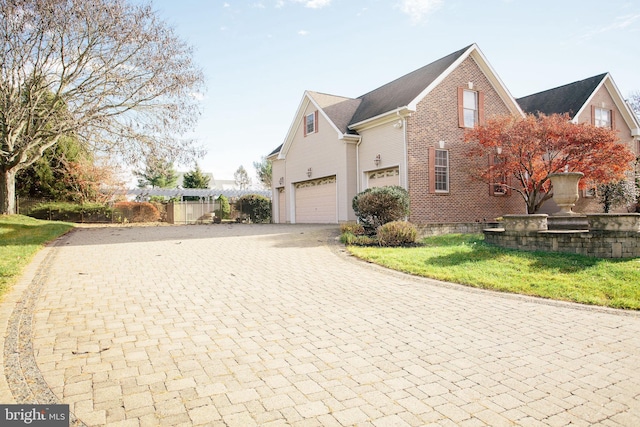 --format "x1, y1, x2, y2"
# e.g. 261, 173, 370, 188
147, 0, 640, 183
